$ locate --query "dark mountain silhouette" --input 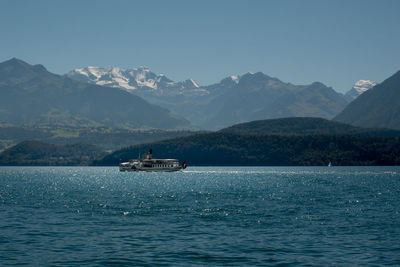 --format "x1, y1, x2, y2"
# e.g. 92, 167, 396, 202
334, 71, 400, 130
